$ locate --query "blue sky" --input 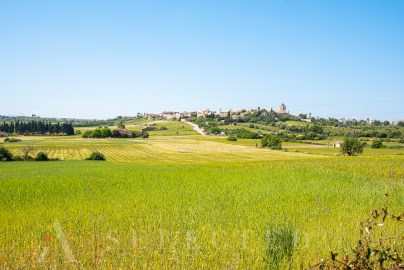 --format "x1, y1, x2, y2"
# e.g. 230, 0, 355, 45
0, 0, 403, 120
